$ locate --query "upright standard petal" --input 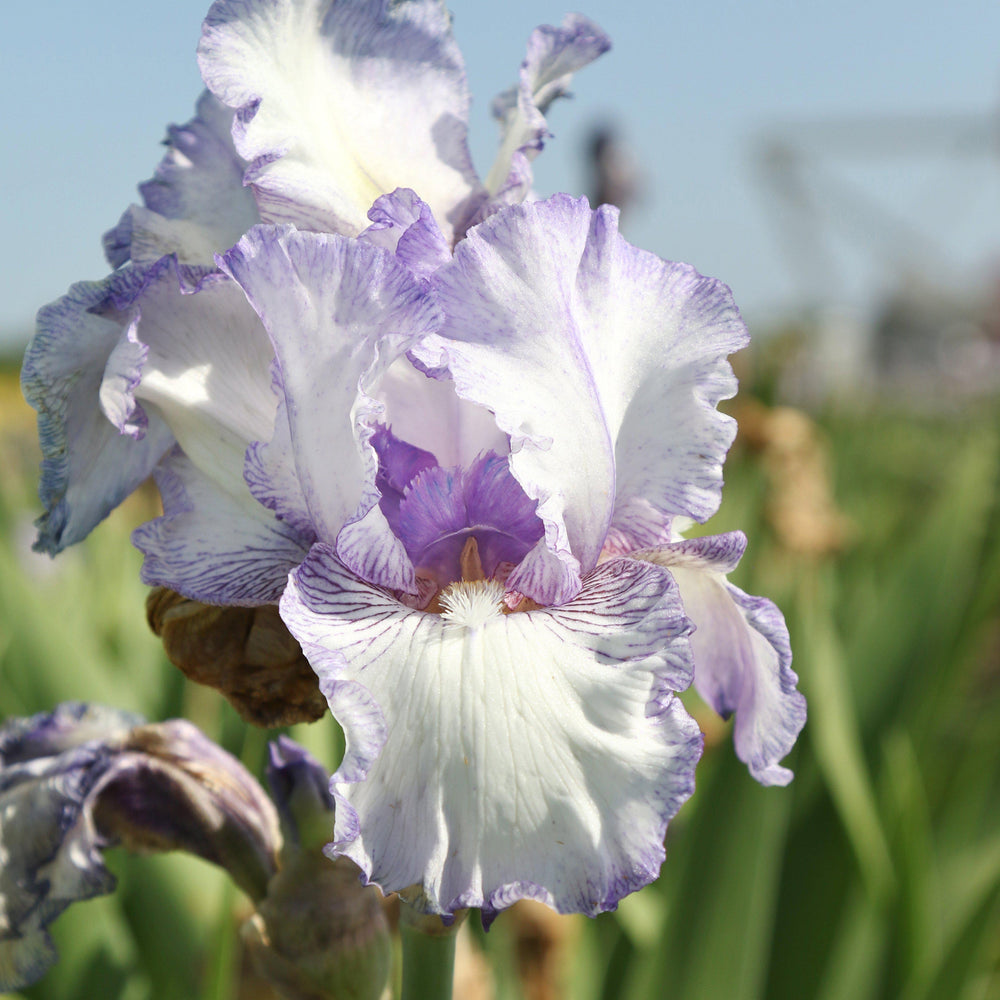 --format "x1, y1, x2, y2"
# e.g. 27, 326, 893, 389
22, 273, 175, 554
198, 0, 484, 242
280, 545, 701, 919
104, 91, 260, 269
219, 224, 443, 591
414, 195, 748, 604
632, 533, 806, 785
484, 15, 611, 205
